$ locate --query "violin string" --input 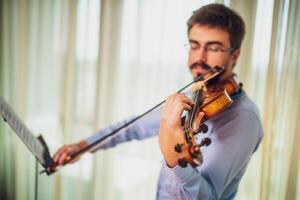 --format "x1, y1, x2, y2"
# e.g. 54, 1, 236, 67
68, 69, 215, 159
